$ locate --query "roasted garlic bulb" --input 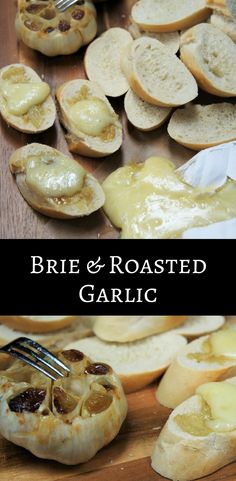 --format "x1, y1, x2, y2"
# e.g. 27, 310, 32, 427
15, 0, 97, 56
0, 349, 128, 464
